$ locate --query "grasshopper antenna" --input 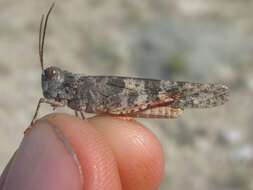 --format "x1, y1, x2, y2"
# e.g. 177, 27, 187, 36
39, 3, 55, 75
